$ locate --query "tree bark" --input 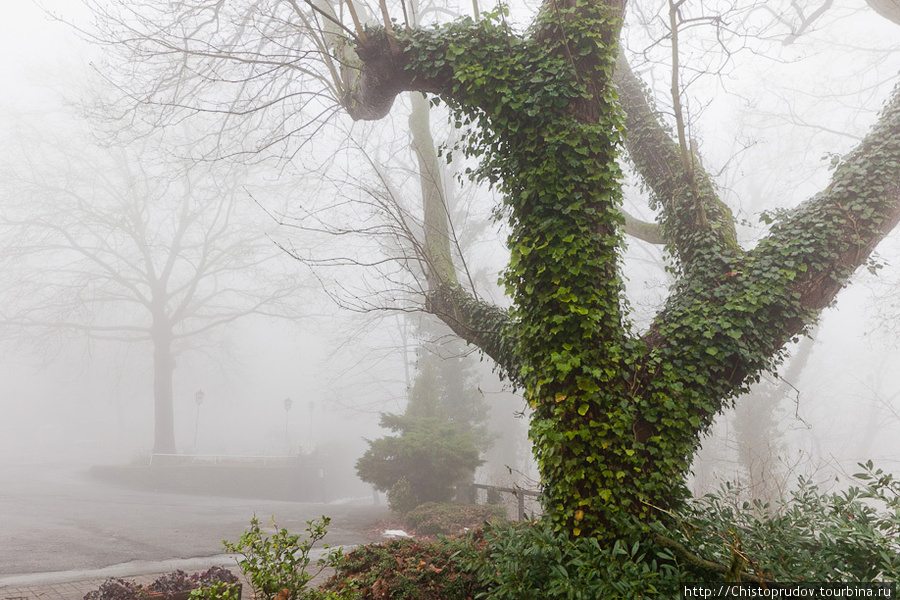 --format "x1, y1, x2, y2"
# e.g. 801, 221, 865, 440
151, 317, 177, 455
409, 92, 457, 289
867, 0, 900, 26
